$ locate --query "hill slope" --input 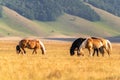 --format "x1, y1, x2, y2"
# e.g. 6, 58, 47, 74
1, 0, 100, 21
1, 6, 47, 37
0, 5, 120, 37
